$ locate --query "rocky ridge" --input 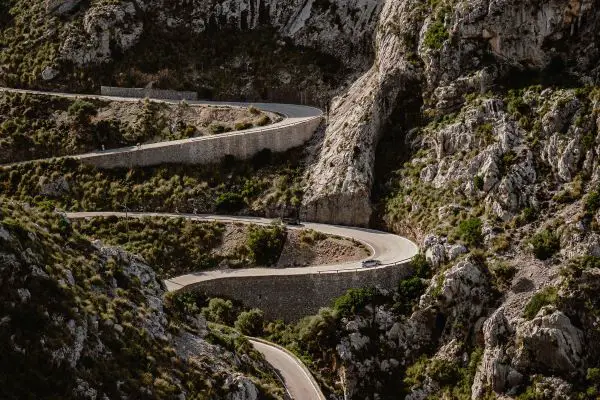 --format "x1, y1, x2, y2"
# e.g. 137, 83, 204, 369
303, 0, 600, 226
